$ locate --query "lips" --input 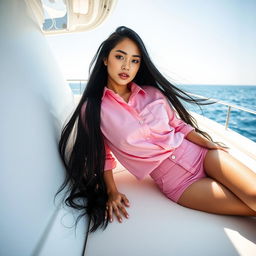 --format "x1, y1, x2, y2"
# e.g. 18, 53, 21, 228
118, 73, 130, 79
